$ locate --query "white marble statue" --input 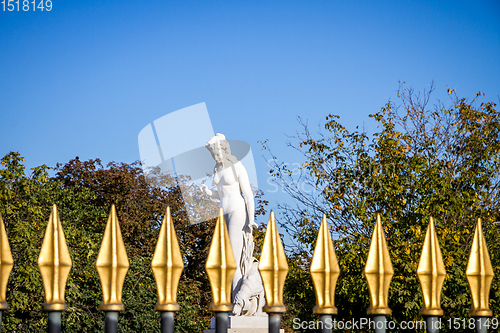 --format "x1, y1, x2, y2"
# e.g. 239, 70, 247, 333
200, 133, 265, 316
